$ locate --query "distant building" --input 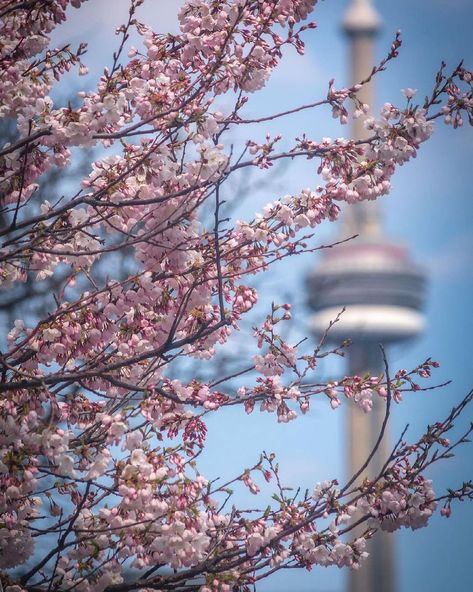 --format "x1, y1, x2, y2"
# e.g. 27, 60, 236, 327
306, 2, 426, 591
